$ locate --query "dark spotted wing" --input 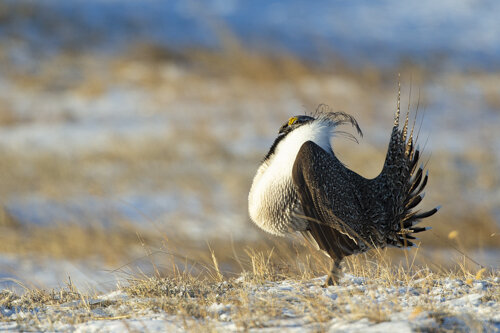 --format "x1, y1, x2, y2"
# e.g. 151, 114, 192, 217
292, 141, 373, 259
